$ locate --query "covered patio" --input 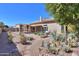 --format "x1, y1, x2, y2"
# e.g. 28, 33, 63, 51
30, 24, 43, 32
